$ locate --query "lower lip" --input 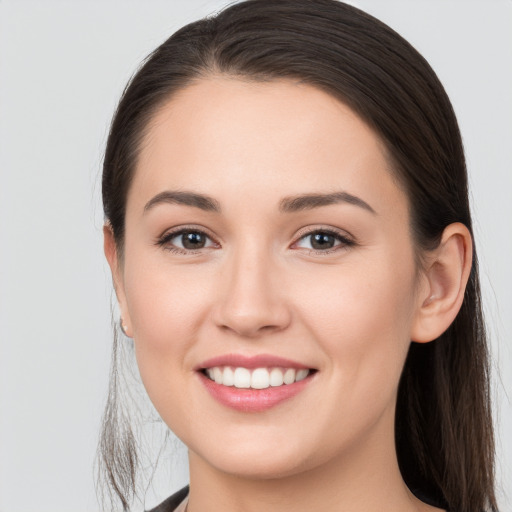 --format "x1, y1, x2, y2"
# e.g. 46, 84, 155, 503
198, 372, 314, 412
